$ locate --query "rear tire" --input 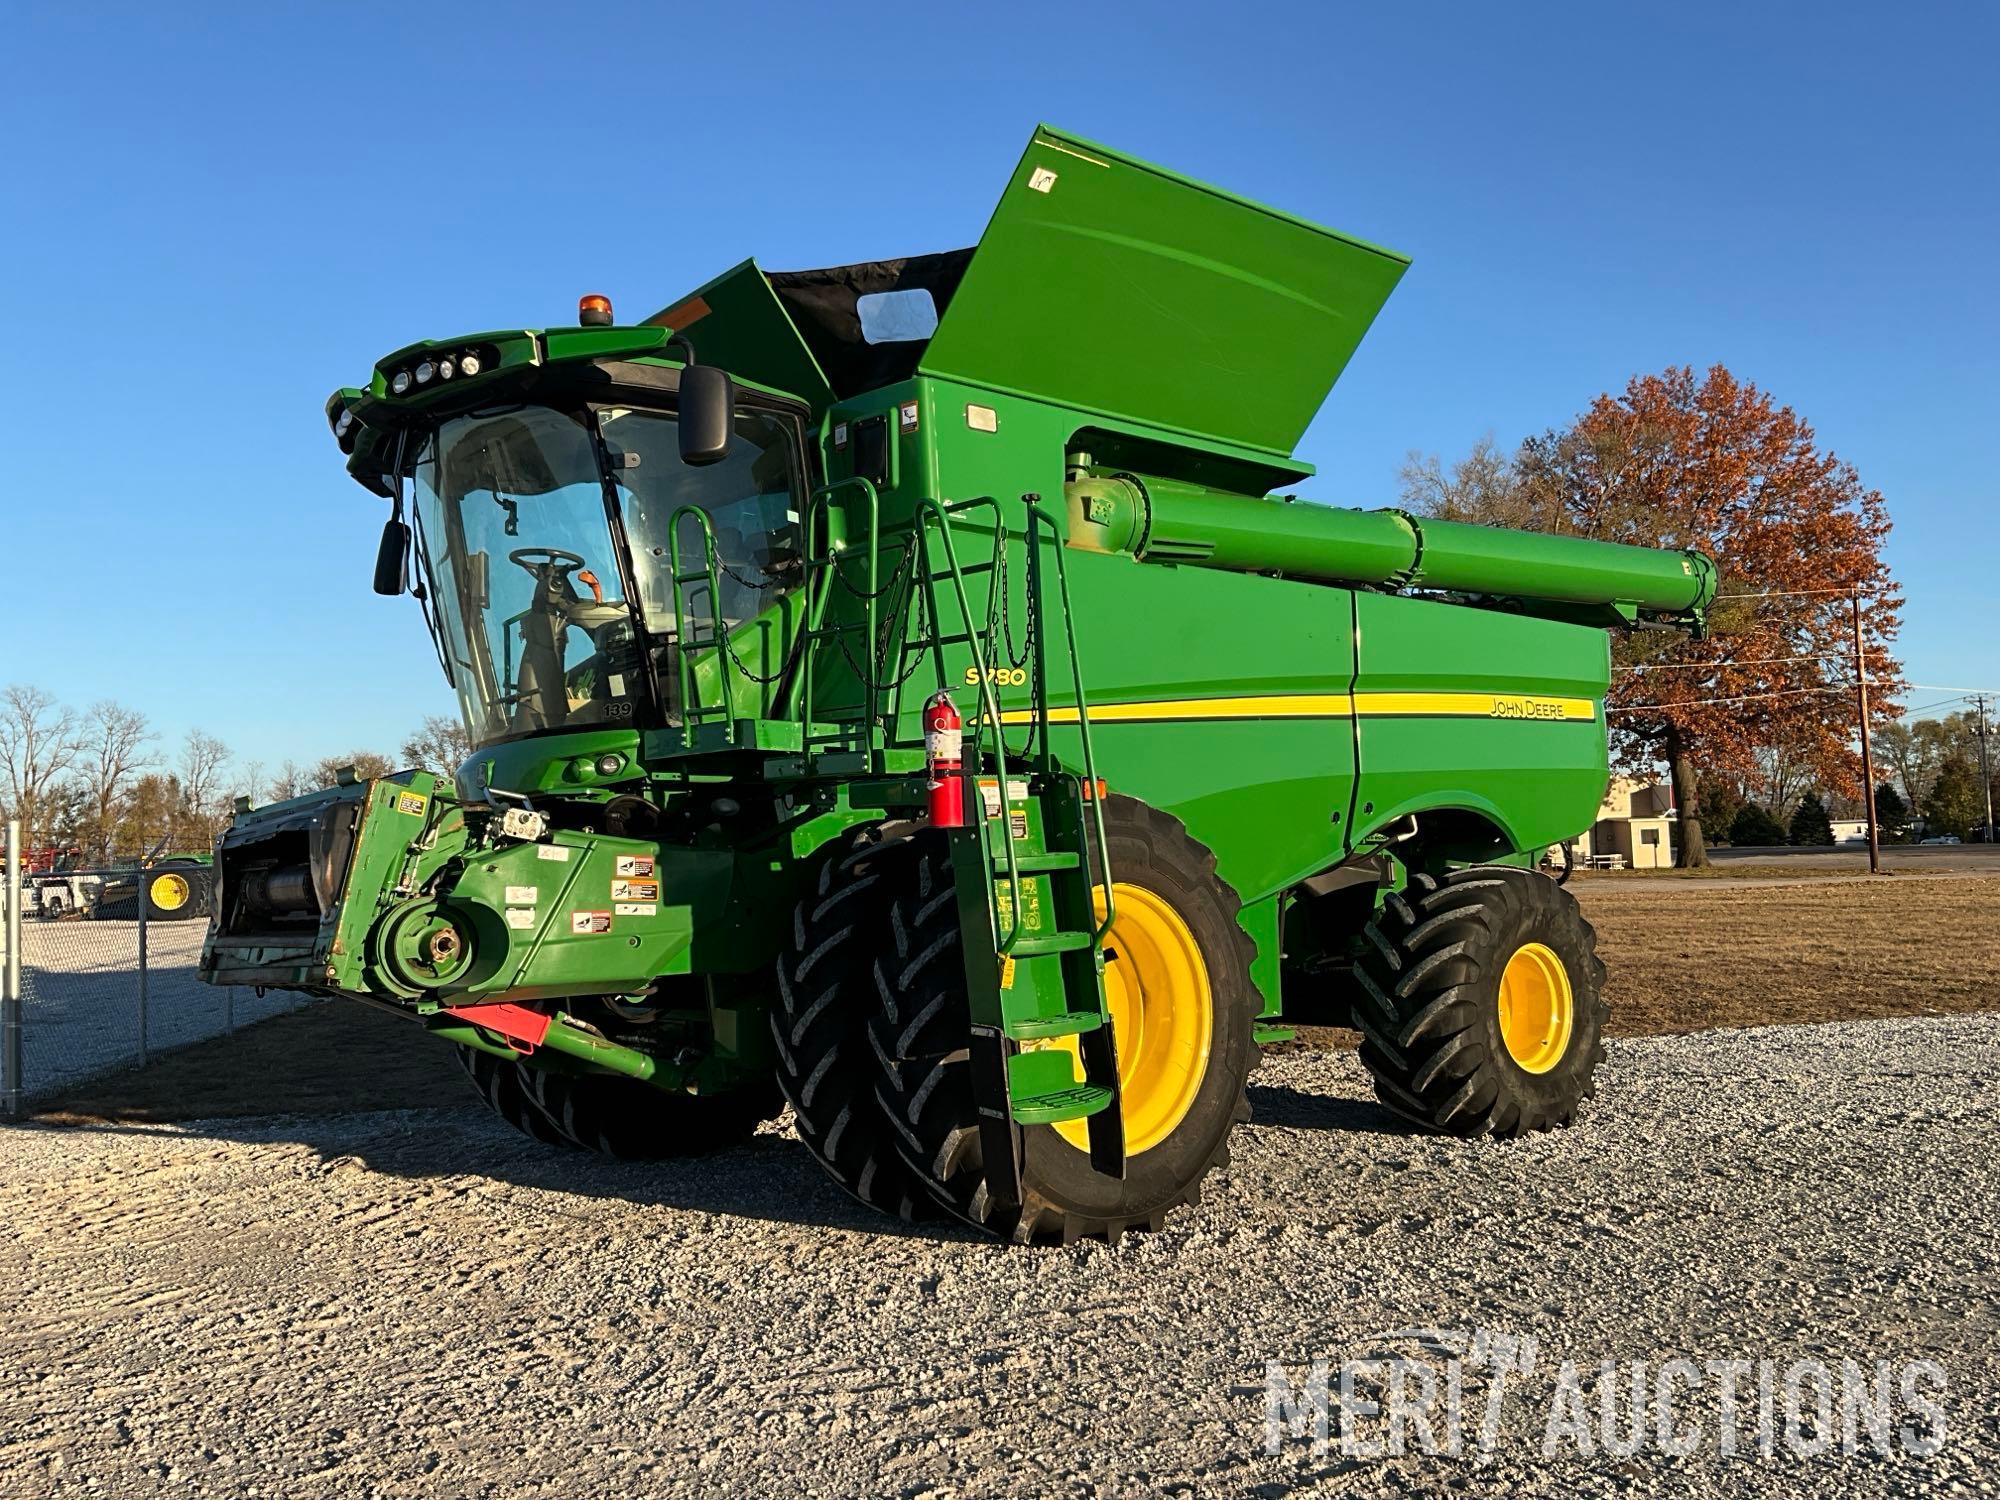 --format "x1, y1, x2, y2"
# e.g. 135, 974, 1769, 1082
870, 798, 1259, 1244
143, 866, 211, 922
771, 825, 934, 1222
1352, 867, 1607, 1137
